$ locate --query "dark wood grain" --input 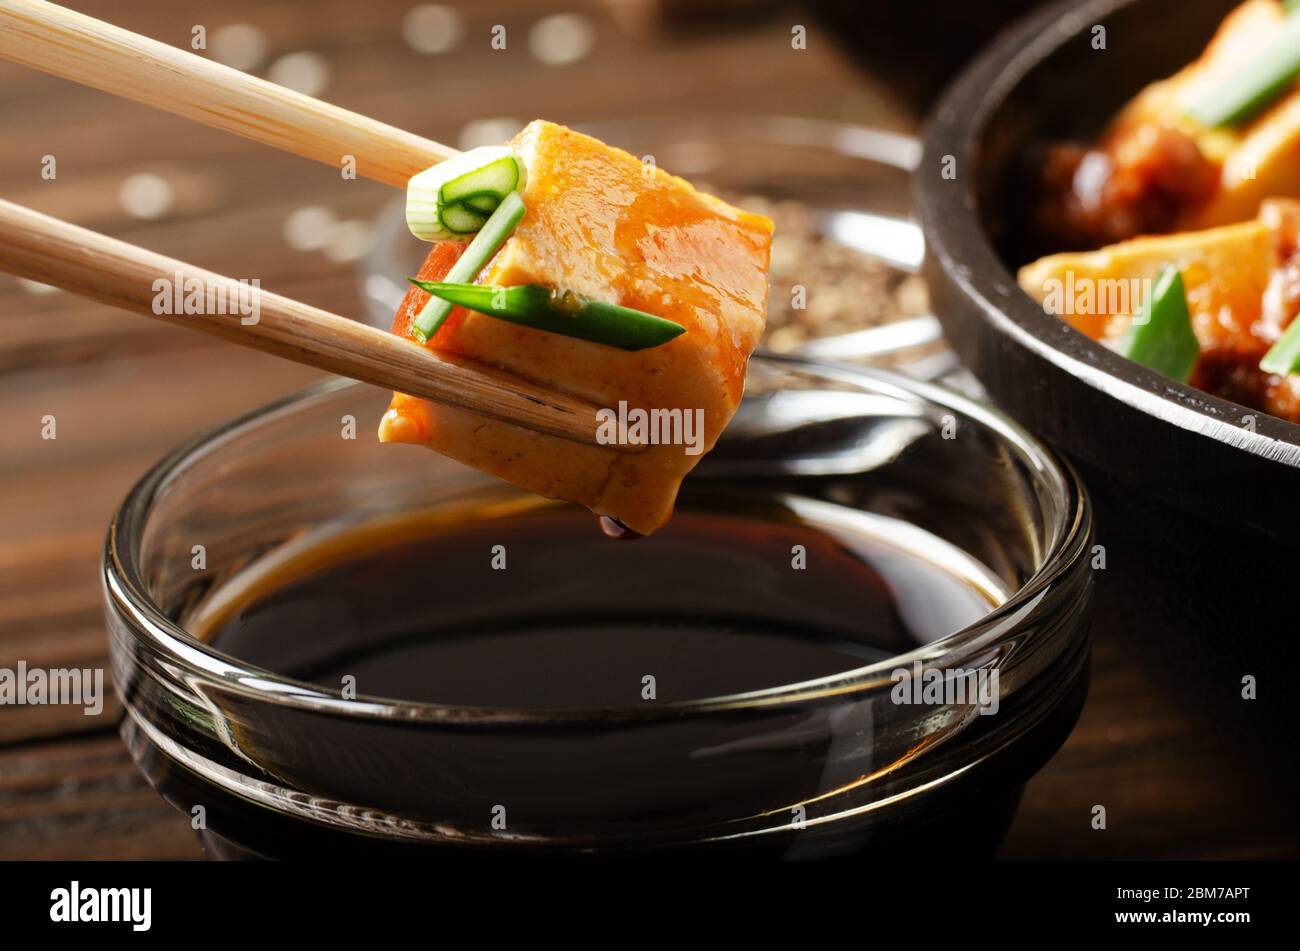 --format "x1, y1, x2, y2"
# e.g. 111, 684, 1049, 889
0, 735, 199, 860
1, 0, 1287, 861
